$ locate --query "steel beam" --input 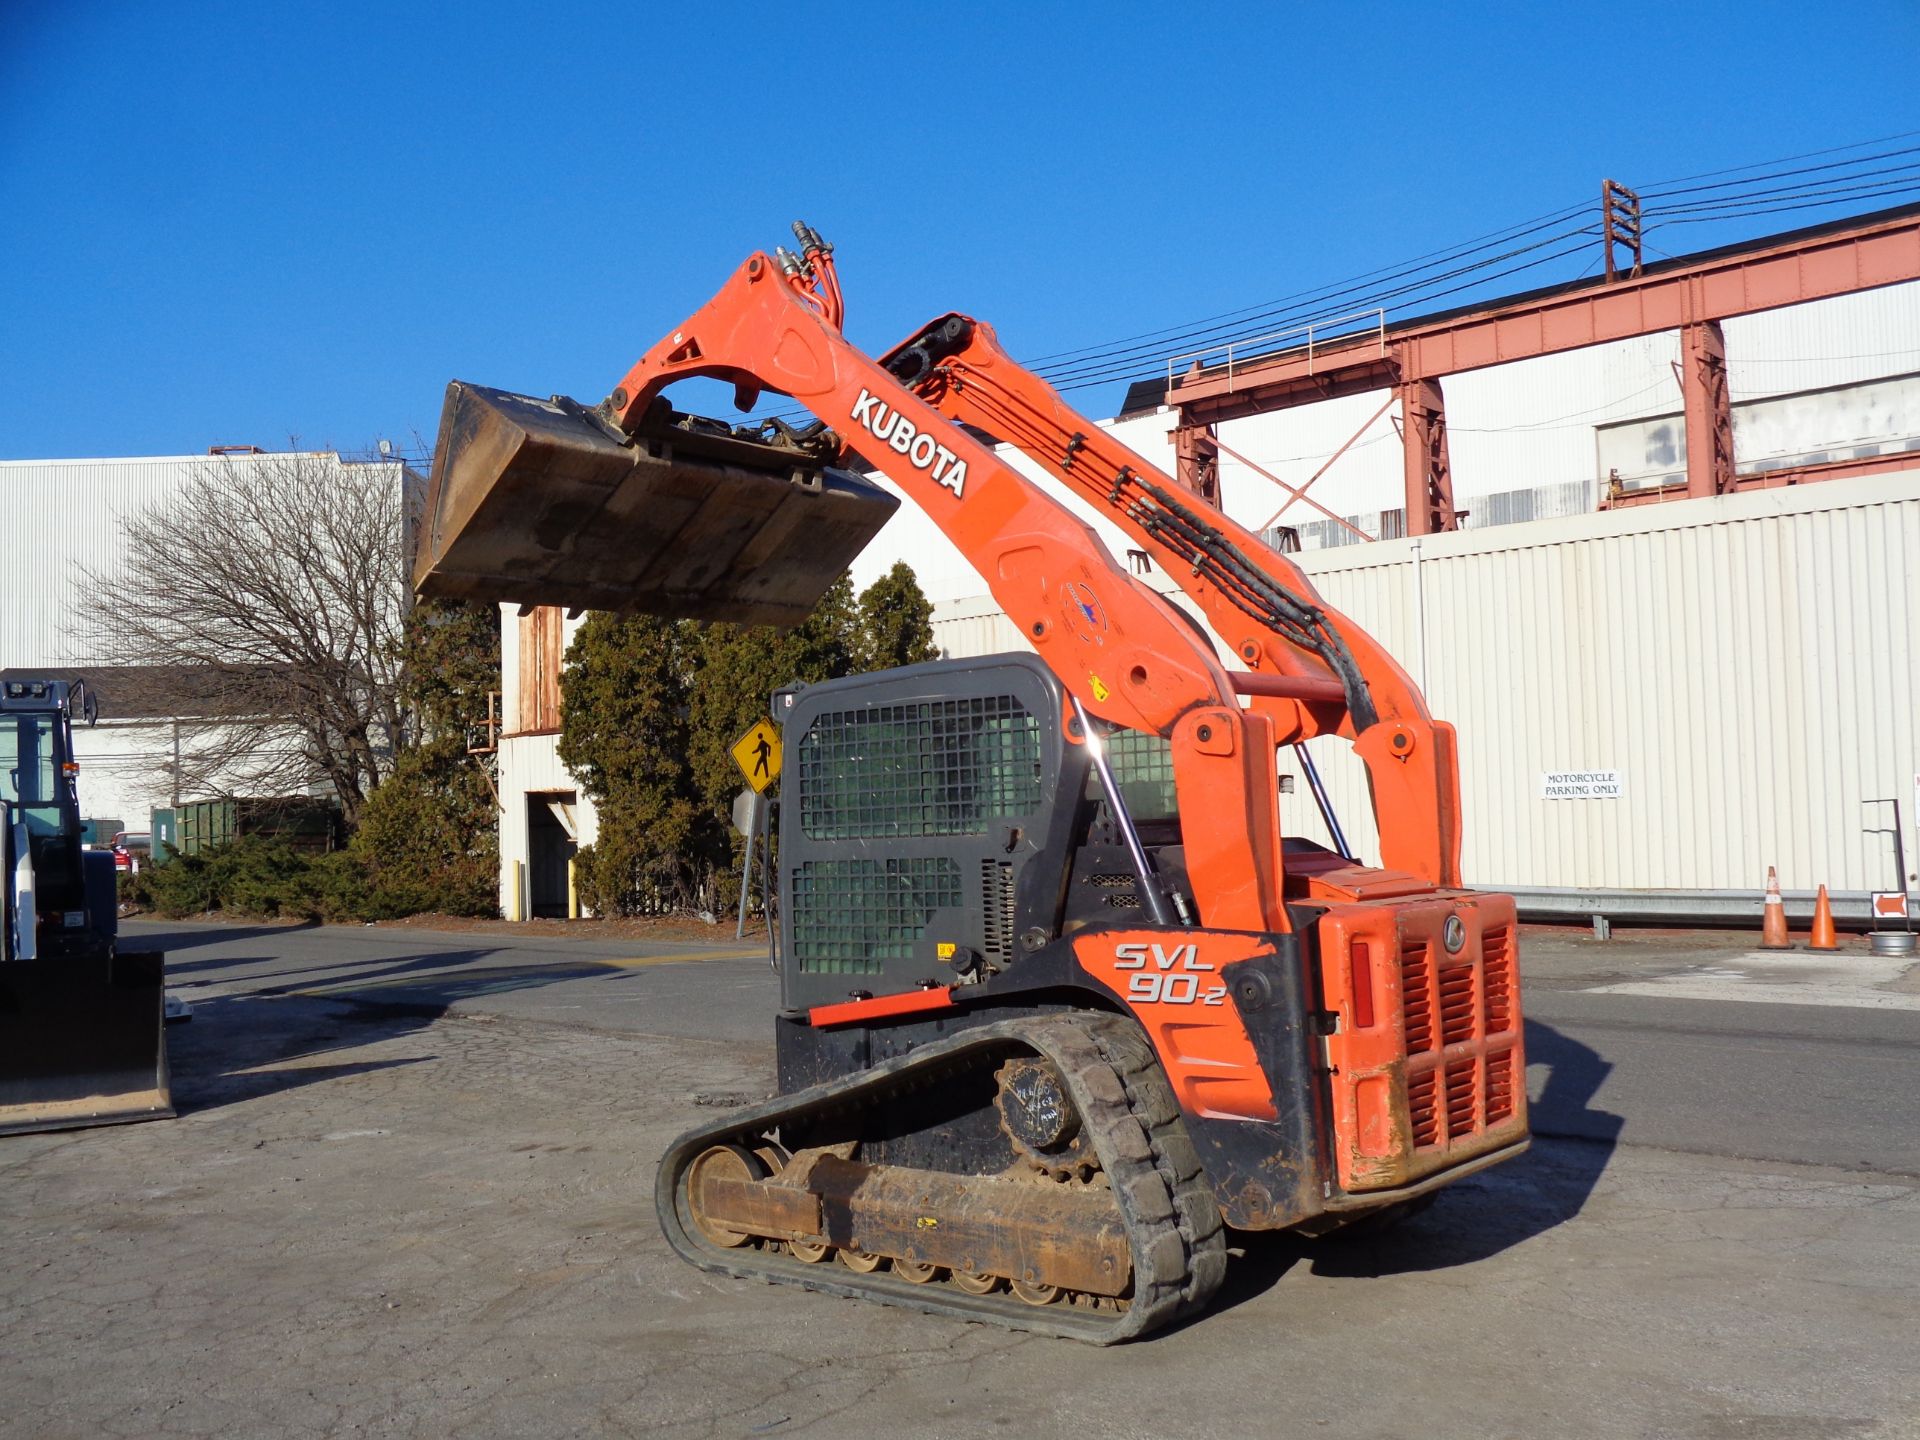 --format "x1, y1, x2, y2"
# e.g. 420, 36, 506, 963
1398, 376, 1456, 534
1172, 420, 1220, 502
1602, 447, 1920, 508
1681, 320, 1735, 498
1171, 204, 1920, 425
